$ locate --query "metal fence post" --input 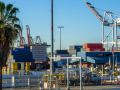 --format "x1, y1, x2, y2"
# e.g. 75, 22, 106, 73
84, 76, 85, 90
14, 75, 15, 90
25, 75, 26, 87
59, 79, 60, 90
101, 76, 102, 90
28, 76, 31, 90
116, 77, 118, 89
22, 79, 23, 90
38, 75, 39, 89
57, 76, 58, 90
